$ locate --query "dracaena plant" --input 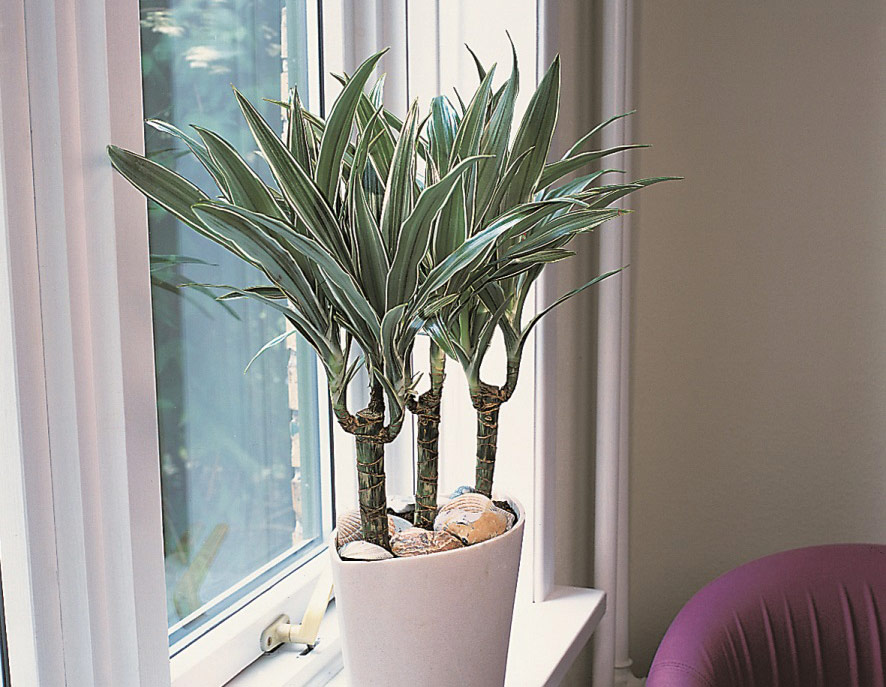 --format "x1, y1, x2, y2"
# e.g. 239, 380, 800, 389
409, 41, 680, 508
109, 44, 675, 549
108, 50, 511, 549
